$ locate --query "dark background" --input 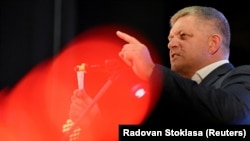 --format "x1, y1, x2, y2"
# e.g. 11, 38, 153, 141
1, 0, 250, 89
